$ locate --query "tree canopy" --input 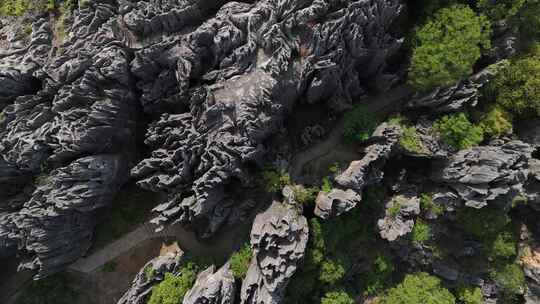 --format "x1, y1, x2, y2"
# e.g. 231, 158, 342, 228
409, 4, 491, 91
